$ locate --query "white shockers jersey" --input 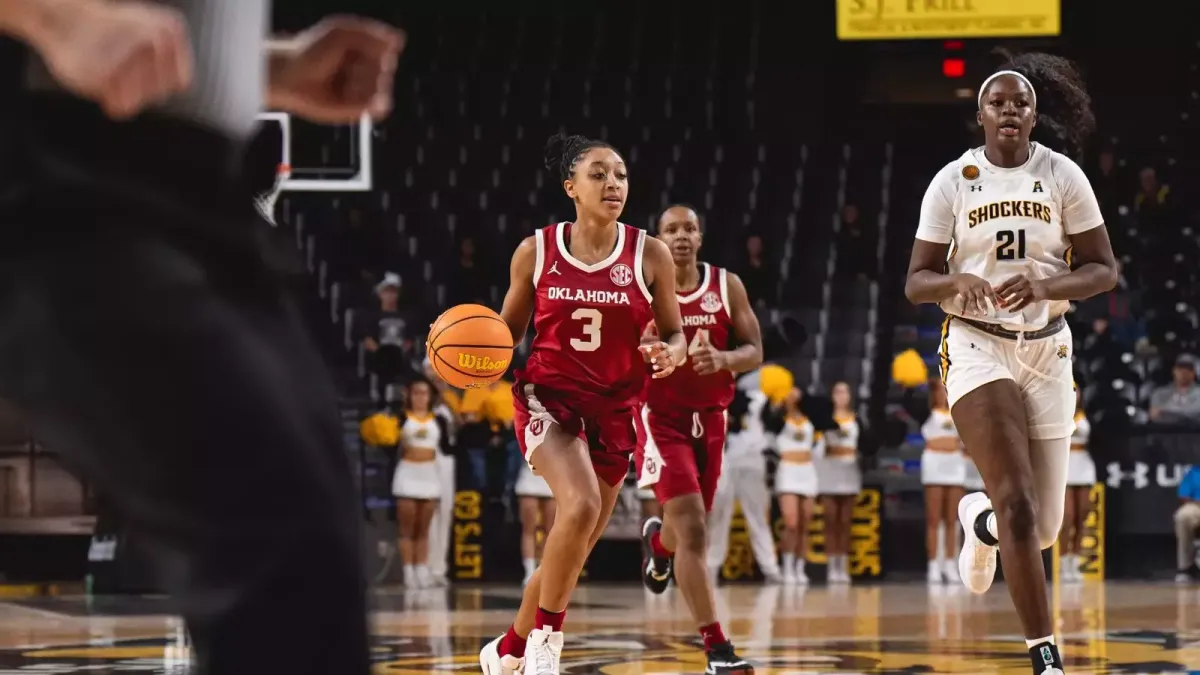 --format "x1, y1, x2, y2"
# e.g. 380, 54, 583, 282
915, 142, 1105, 331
